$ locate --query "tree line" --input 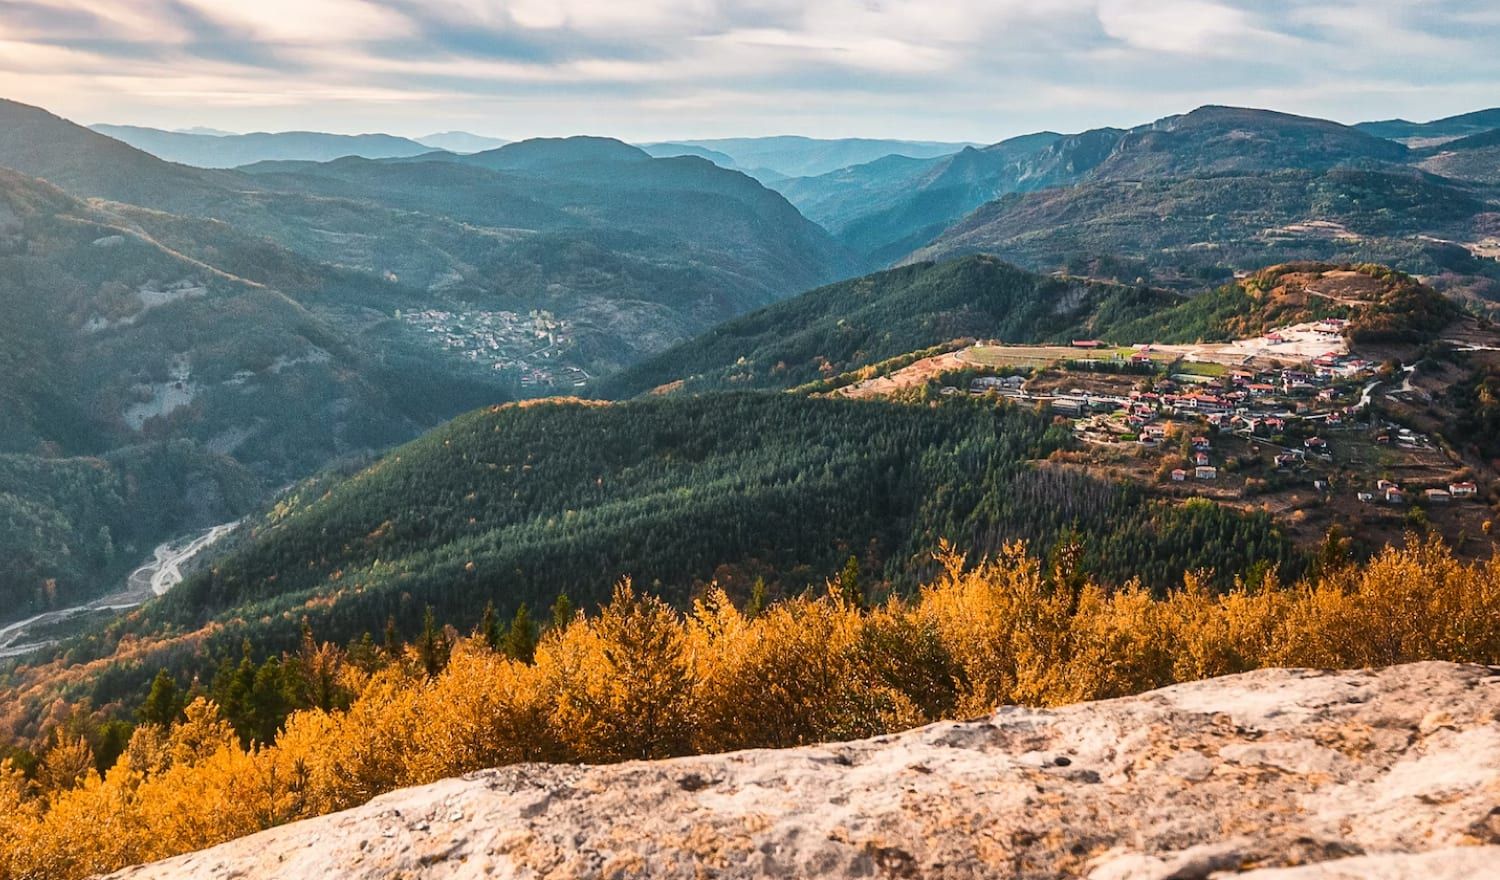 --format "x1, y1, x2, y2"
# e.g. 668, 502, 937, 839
2, 535, 1497, 879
